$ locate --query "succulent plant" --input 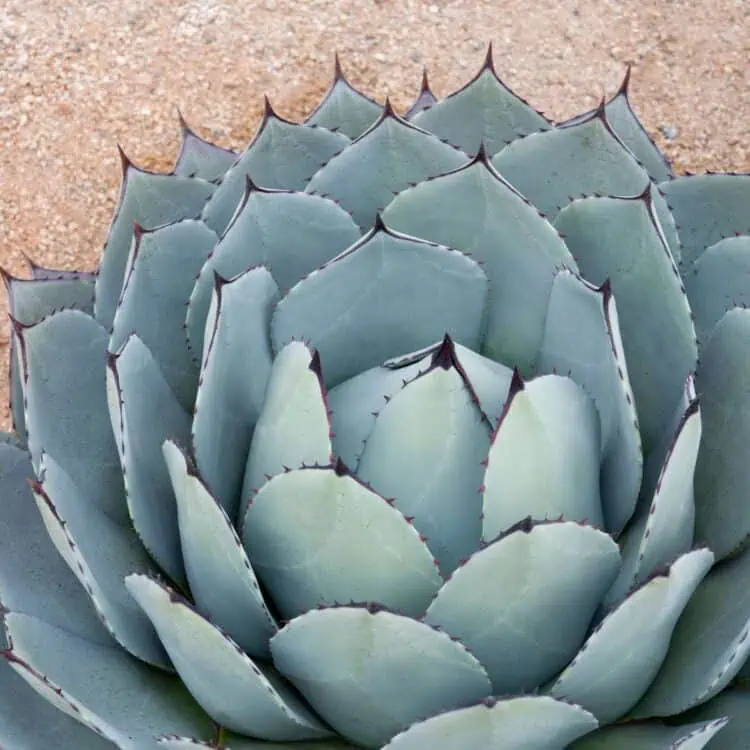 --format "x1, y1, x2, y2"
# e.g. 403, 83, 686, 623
2, 45, 750, 749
